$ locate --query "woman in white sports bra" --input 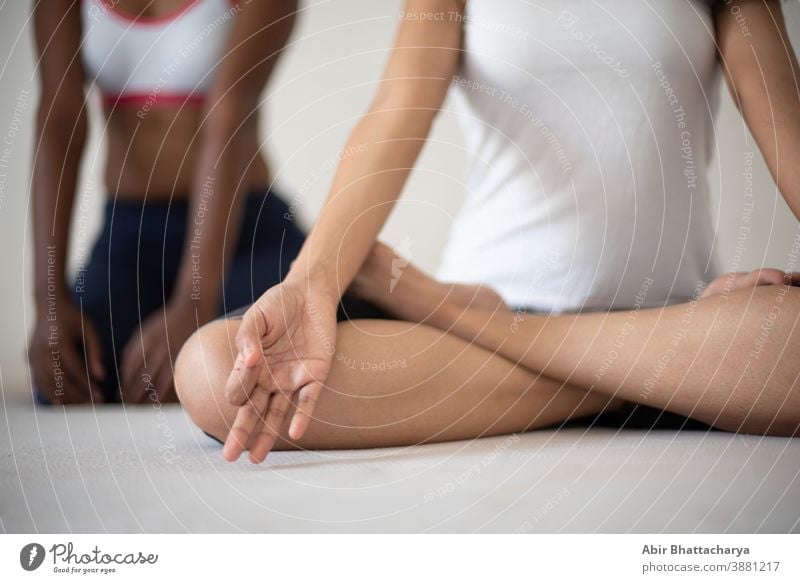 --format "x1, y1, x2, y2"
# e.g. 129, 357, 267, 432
177, 0, 800, 461
28, 1, 308, 405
